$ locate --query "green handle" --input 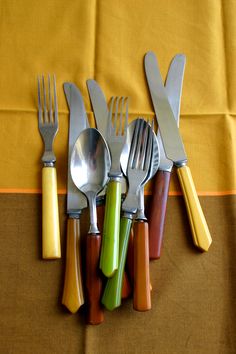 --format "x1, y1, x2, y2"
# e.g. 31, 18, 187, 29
100, 179, 122, 277
101, 216, 132, 310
